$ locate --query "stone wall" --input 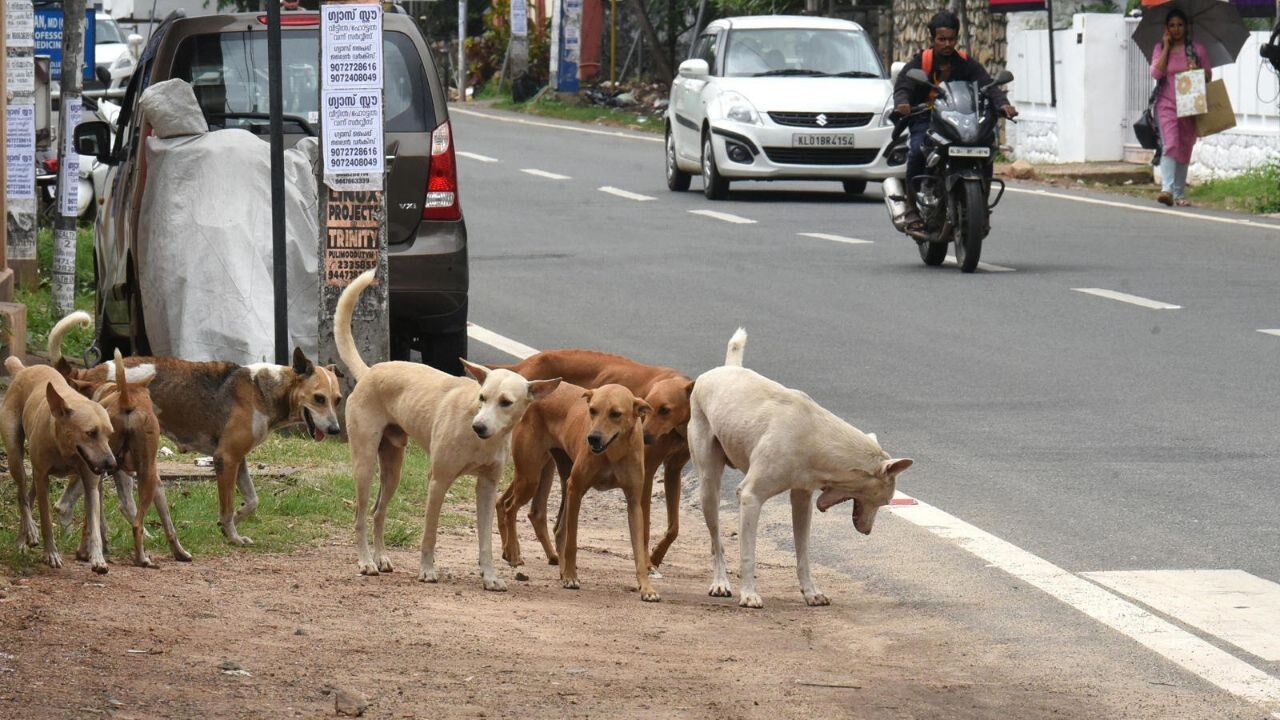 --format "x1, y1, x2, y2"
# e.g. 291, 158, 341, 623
1189, 129, 1280, 181
1009, 113, 1061, 164
892, 0, 1008, 72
